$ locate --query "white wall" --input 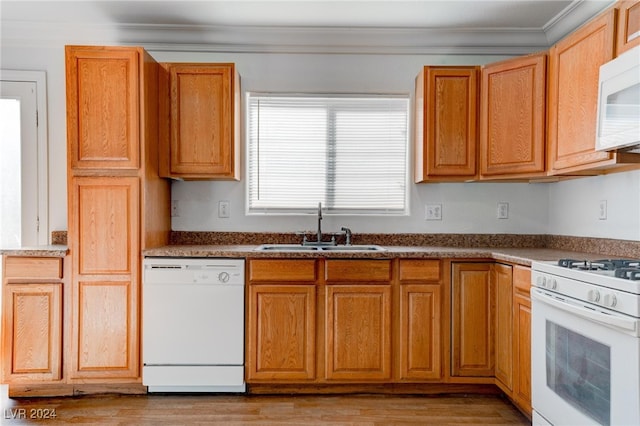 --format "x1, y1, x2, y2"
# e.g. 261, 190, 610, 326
2, 44, 639, 241
548, 170, 640, 241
